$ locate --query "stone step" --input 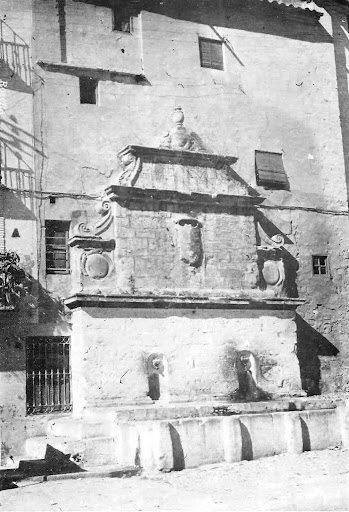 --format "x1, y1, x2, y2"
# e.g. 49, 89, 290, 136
25, 435, 118, 467
46, 417, 111, 440
113, 407, 342, 471
23, 406, 344, 472
0, 465, 140, 491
